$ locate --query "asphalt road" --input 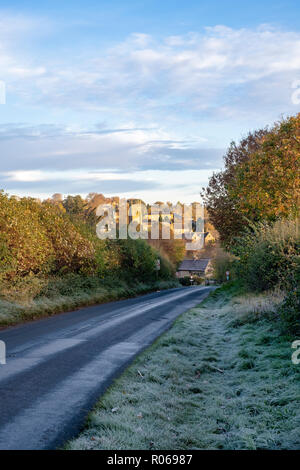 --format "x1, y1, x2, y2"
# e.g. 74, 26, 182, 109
0, 285, 213, 450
